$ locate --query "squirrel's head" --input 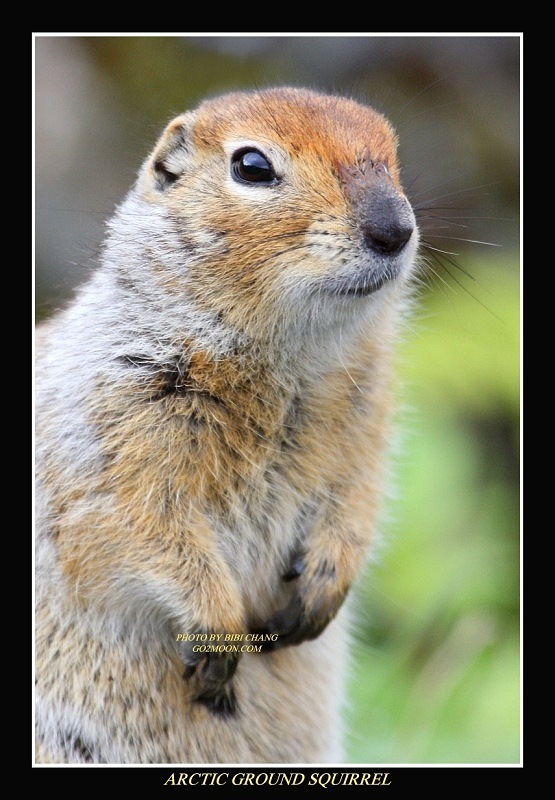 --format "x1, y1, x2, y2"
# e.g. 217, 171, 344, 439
120, 87, 418, 348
